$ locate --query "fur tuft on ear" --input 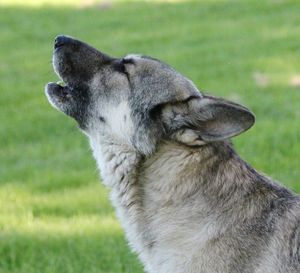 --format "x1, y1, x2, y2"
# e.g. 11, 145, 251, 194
161, 95, 255, 145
